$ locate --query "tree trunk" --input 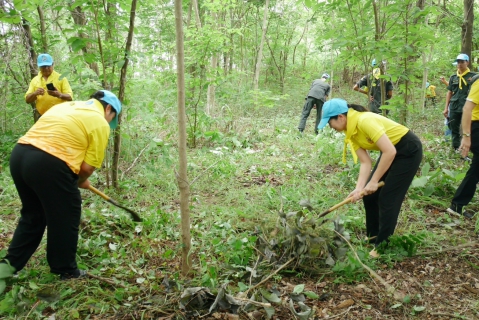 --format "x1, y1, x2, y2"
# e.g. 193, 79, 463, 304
22, 19, 37, 80
174, 0, 192, 277
37, 6, 48, 53
111, 0, 137, 189
253, 0, 269, 90
206, 54, 218, 115
461, 0, 474, 69
71, 6, 99, 76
